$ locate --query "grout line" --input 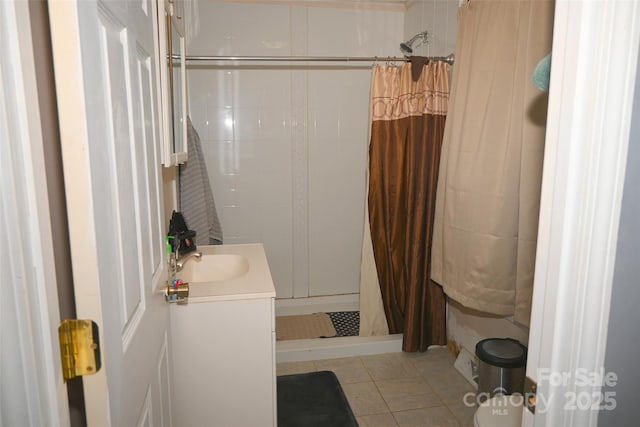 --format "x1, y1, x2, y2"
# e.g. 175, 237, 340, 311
370, 378, 393, 414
